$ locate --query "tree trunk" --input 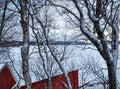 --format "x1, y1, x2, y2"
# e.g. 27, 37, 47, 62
20, 0, 32, 89
107, 61, 117, 89
48, 76, 52, 89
